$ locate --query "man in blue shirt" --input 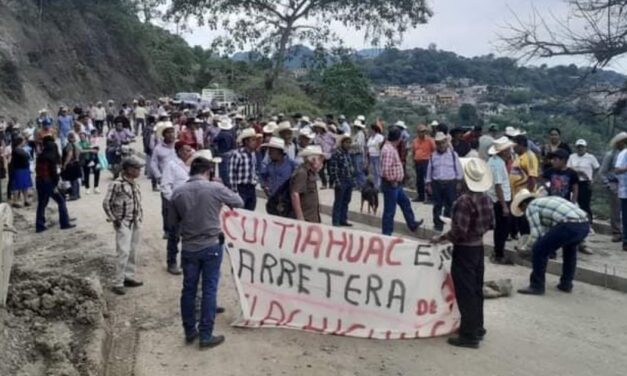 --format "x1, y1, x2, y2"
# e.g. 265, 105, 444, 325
487, 137, 515, 265
57, 107, 74, 148
259, 137, 297, 218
